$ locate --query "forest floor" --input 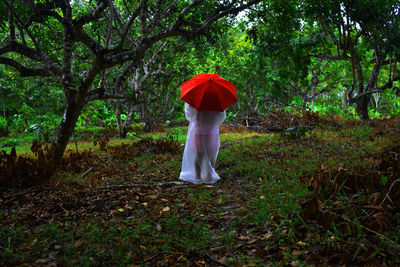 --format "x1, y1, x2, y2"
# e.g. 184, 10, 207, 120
1, 111, 400, 266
